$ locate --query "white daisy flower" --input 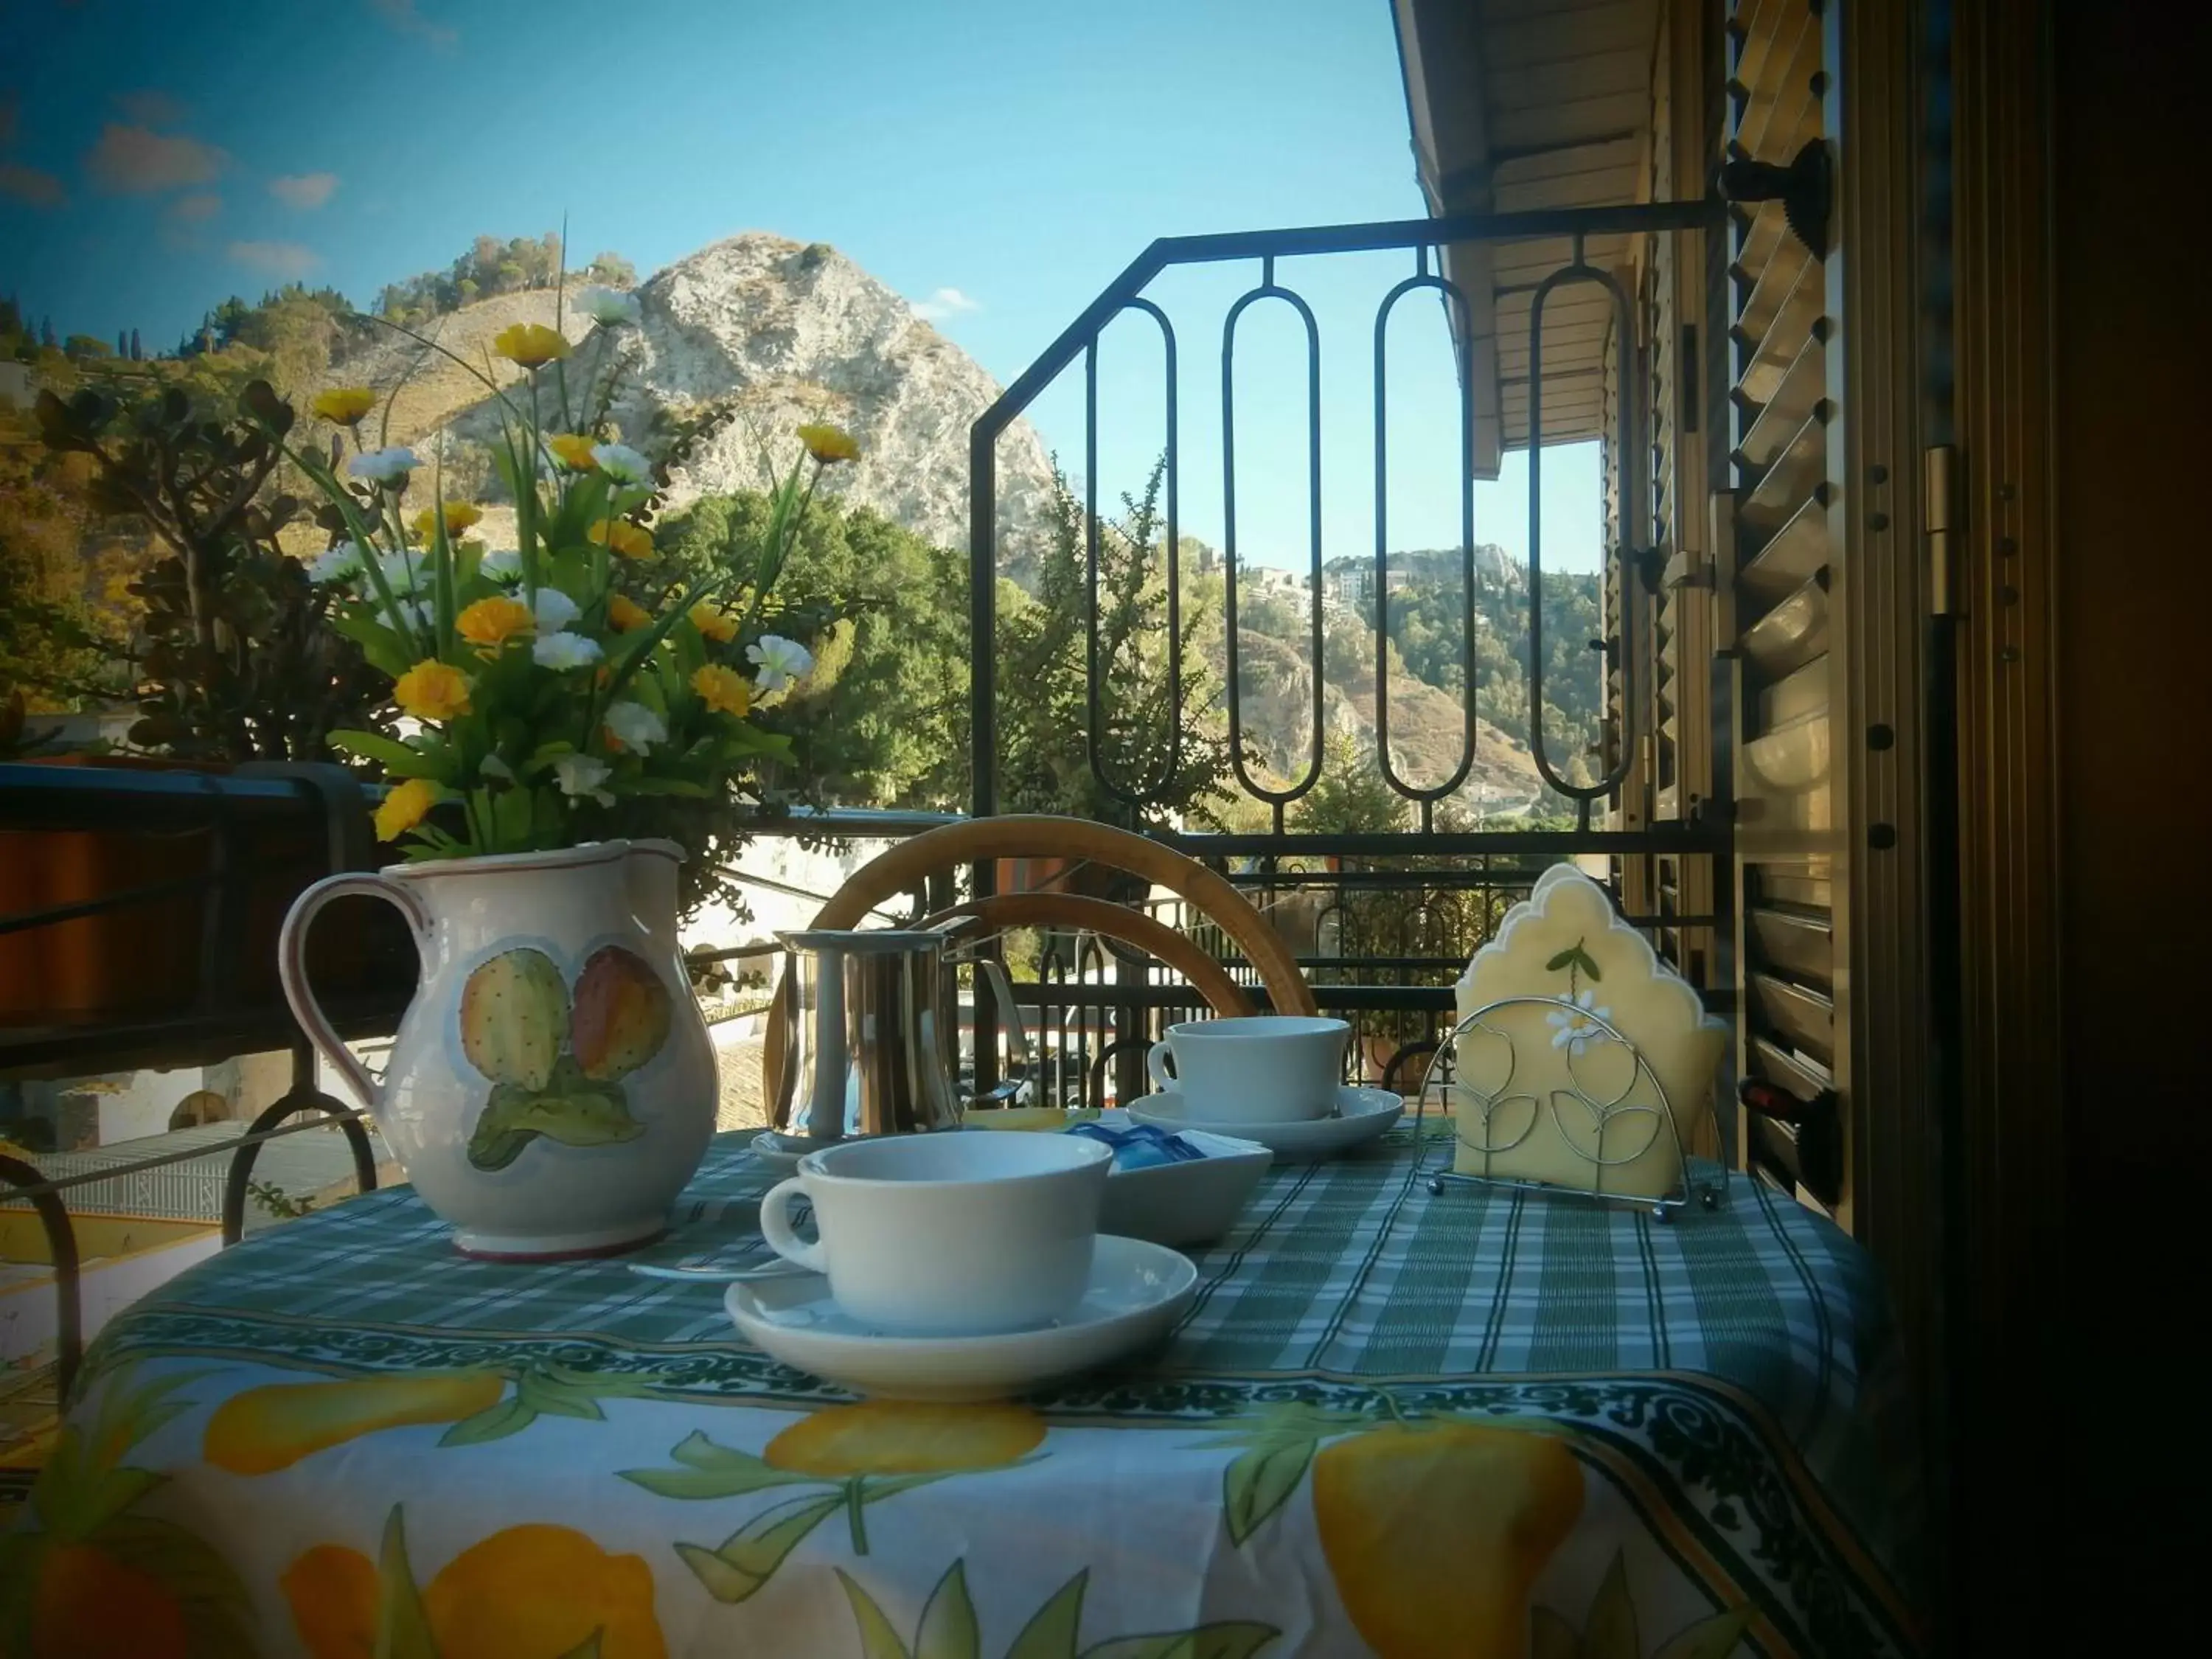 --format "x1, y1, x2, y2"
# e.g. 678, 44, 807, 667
591, 442, 653, 486
553, 753, 615, 805
745, 633, 815, 695
1545, 987, 1613, 1055
347, 445, 419, 485
576, 285, 641, 327
602, 700, 668, 754
377, 549, 432, 597
532, 631, 604, 671
532, 588, 581, 634
476, 549, 524, 585
305, 541, 367, 585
